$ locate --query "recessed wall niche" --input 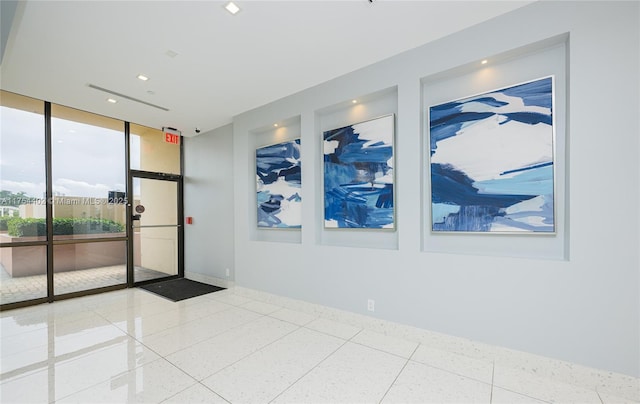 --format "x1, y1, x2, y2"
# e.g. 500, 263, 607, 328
315, 86, 399, 250
249, 115, 302, 244
422, 35, 568, 260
